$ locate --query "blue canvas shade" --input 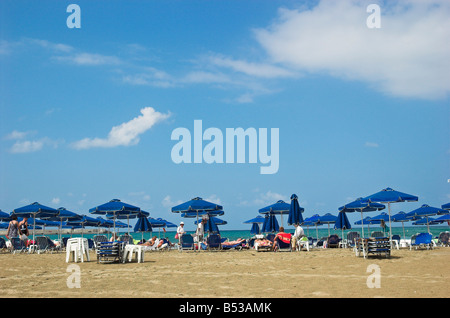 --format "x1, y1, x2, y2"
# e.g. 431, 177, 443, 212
335, 211, 352, 240
181, 210, 224, 218
195, 216, 227, 234
172, 197, 223, 250
41, 207, 82, 242
109, 210, 149, 234
12, 202, 58, 243
90, 199, 141, 234
259, 200, 290, 227
391, 211, 412, 239
317, 213, 337, 236
412, 217, 441, 226
288, 194, 304, 226
244, 215, 265, 235
66, 215, 101, 237
0, 210, 11, 221
364, 187, 418, 243
302, 214, 322, 240
261, 213, 279, 233
442, 203, 450, 210
339, 197, 386, 239
435, 214, 450, 223
134, 216, 152, 241
406, 204, 448, 233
